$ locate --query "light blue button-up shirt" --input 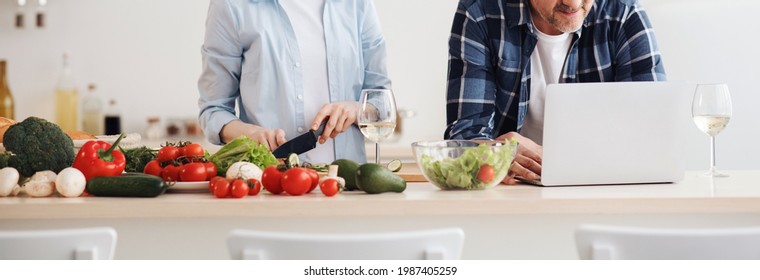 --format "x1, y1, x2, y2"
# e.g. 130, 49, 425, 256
198, 0, 391, 164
